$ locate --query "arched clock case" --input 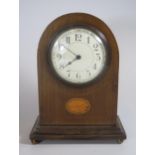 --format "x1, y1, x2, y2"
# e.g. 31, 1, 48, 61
30, 13, 126, 144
